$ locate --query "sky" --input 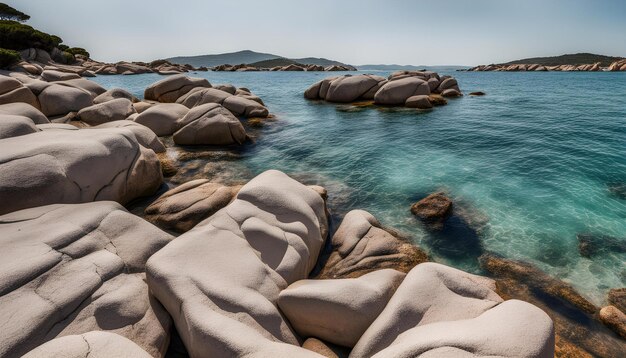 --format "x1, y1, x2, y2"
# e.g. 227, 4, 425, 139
8, 0, 626, 65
